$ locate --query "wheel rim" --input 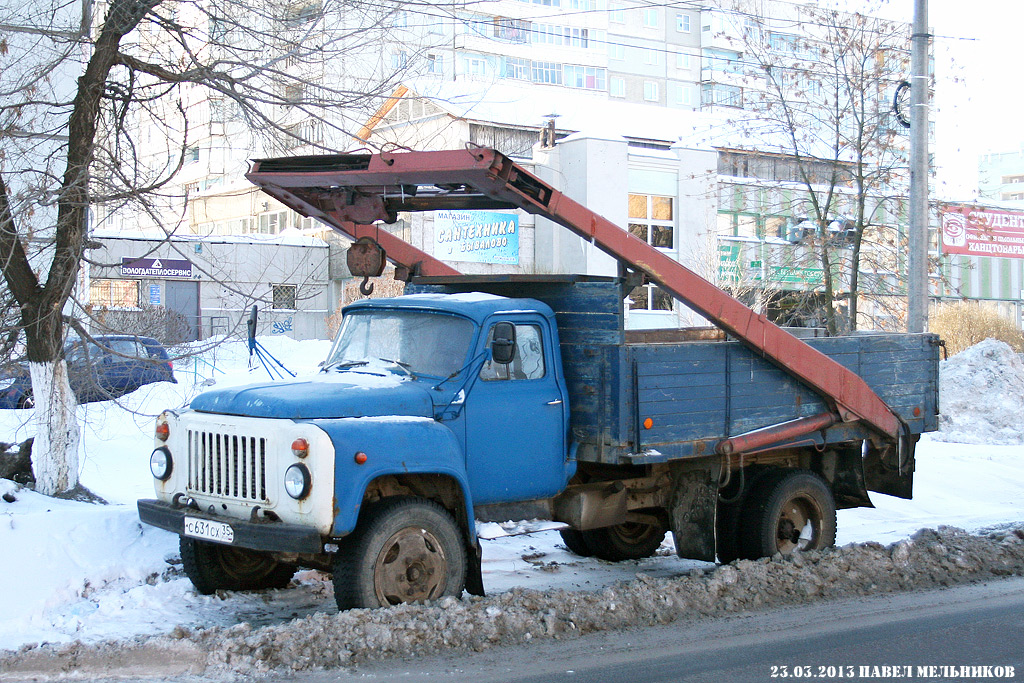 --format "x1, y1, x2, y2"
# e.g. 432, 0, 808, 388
610, 521, 662, 546
373, 526, 448, 605
775, 495, 822, 554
